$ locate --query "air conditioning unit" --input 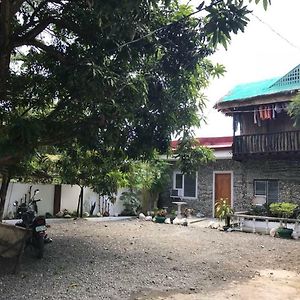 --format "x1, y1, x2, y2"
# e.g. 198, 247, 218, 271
170, 189, 183, 198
